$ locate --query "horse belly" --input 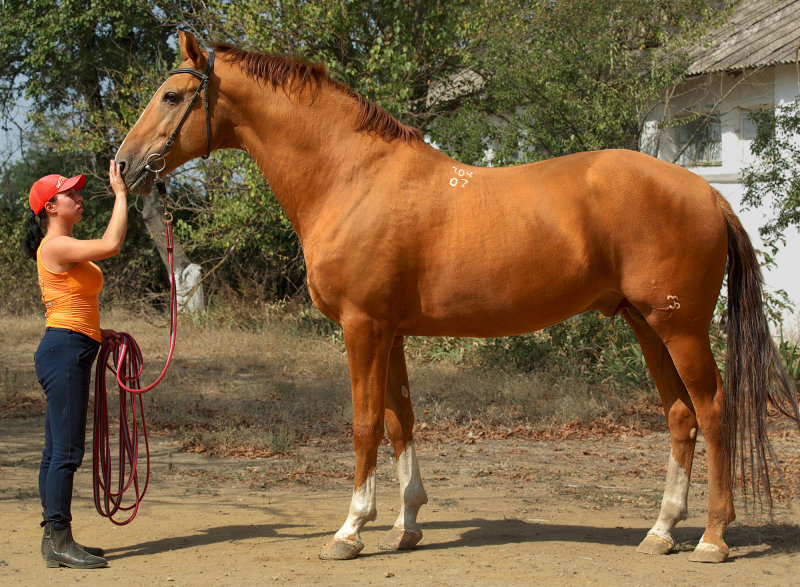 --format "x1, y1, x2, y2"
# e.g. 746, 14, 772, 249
403, 251, 615, 338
